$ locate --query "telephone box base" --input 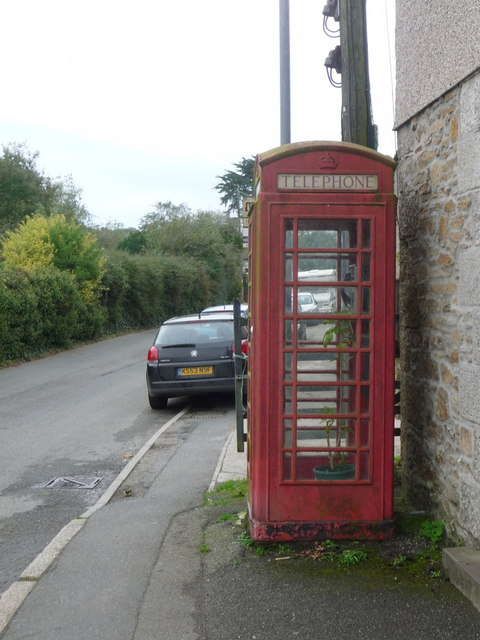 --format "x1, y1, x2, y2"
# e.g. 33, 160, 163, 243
249, 516, 395, 542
